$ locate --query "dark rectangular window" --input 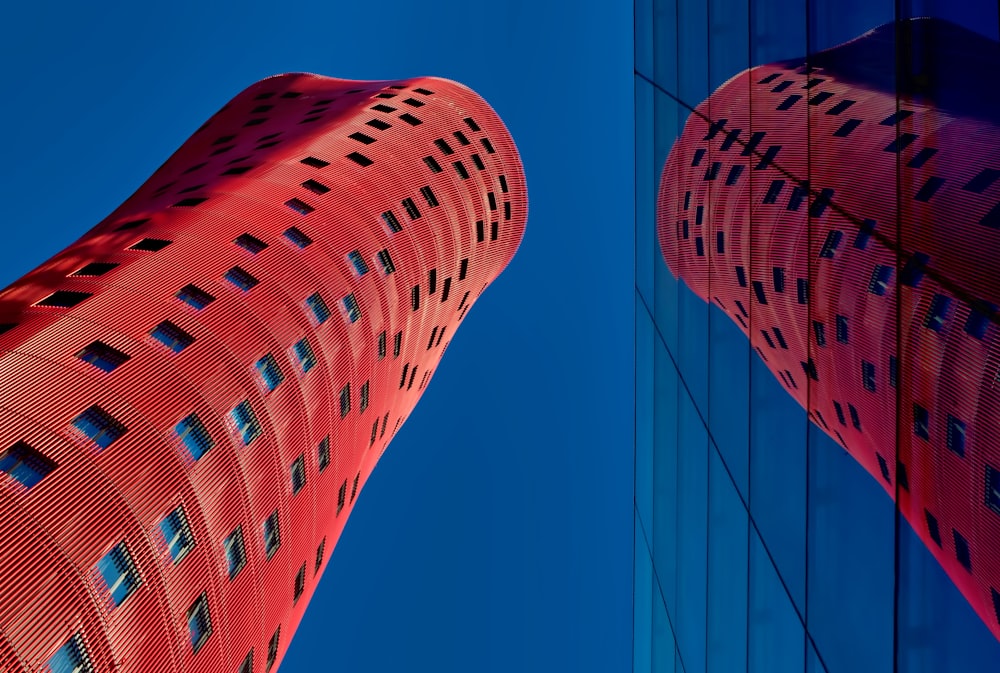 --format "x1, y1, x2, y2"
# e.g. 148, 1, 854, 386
476, 220, 485, 243
797, 278, 809, 304
734, 300, 748, 318
907, 147, 937, 168
763, 179, 784, 204
760, 330, 776, 349
293, 562, 306, 602
399, 113, 422, 126
267, 628, 281, 672
454, 161, 470, 179
72, 405, 126, 449
818, 230, 843, 258
986, 465, 1000, 515
394, 331, 402, 357
72, 262, 118, 276
115, 218, 149, 231
833, 401, 846, 425
420, 186, 439, 207
776, 94, 802, 110
854, 218, 876, 249
300, 156, 329, 168
453, 130, 470, 145
826, 99, 856, 115
809, 188, 835, 217
428, 269, 437, 294
704, 162, 721, 180
499, 175, 509, 193
491, 221, 499, 241
175, 413, 214, 461
786, 184, 808, 211
293, 338, 316, 373
813, 321, 826, 347
377, 249, 396, 274
348, 250, 369, 275
441, 277, 451, 301
755, 145, 780, 169
230, 400, 262, 446
129, 238, 172, 252
434, 138, 454, 155
876, 454, 892, 484
915, 176, 946, 202
234, 233, 268, 253
964, 301, 996, 339
159, 506, 195, 564
96, 542, 141, 608
399, 363, 409, 389
402, 198, 421, 219
757, 72, 780, 84
381, 210, 403, 233
337, 479, 348, 514
343, 294, 362, 323
772, 327, 788, 349
317, 436, 331, 472
772, 267, 785, 292
889, 355, 898, 388
411, 285, 420, 311
471, 154, 486, 170
306, 292, 331, 324
346, 152, 373, 167
423, 156, 443, 173
481, 138, 495, 153
285, 198, 314, 215
752, 281, 768, 305
725, 165, 744, 185
868, 264, 893, 296
716, 231, 725, 254
719, 128, 741, 151
735, 266, 747, 288
263, 511, 281, 558
848, 404, 862, 430
301, 179, 330, 195
77, 341, 130, 372
173, 197, 208, 207
771, 81, 792, 92
925, 510, 942, 546
348, 132, 376, 145
371, 104, 395, 113
360, 381, 369, 413
833, 119, 862, 137
836, 315, 849, 343
151, 321, 194, 352
224, 266, 259, 291
0, 441, 55, 489
487, 191, 498, 211
255, 354, 284, 392
924, 294, 951, 332
946, 415, 967, 457
809, 91, 834, 105
283, 226, 312, 248
291, 455, 306, 495
377, 331, 387, 360
884, 133, 918, 153
862, 361, 876, 392
459, 258, 469, 280
464, 116, 481, 131
913, 403, 930, 439
880, 110, 914, 125
691, 148, 705, 166
366, 118, 391, 130
223, 165, 255, 175
954, 529, 972, 571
